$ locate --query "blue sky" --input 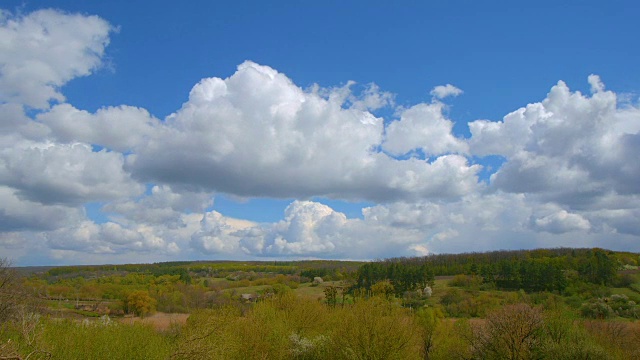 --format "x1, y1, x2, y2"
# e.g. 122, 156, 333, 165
1, 1, 639, 265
